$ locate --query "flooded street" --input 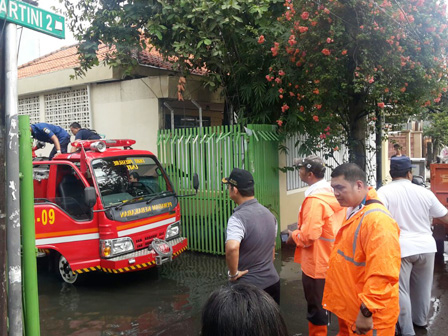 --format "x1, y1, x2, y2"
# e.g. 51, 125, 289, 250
38, 244, 448, 336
